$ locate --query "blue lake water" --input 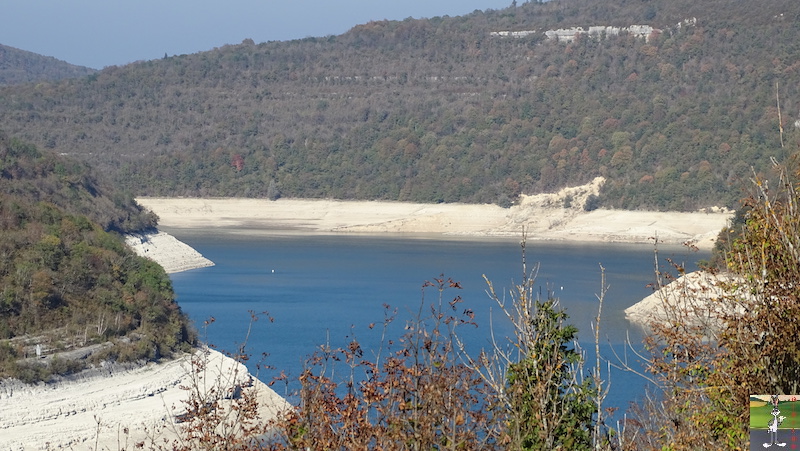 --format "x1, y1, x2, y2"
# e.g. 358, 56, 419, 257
166, 229, 707, 420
